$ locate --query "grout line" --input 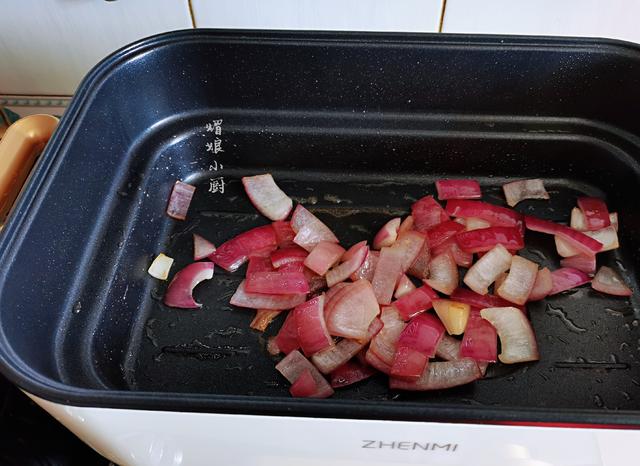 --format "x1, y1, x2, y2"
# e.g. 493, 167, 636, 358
0, 94, 71, 99
438, 0, 448, 32
187, 0, 197, 28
